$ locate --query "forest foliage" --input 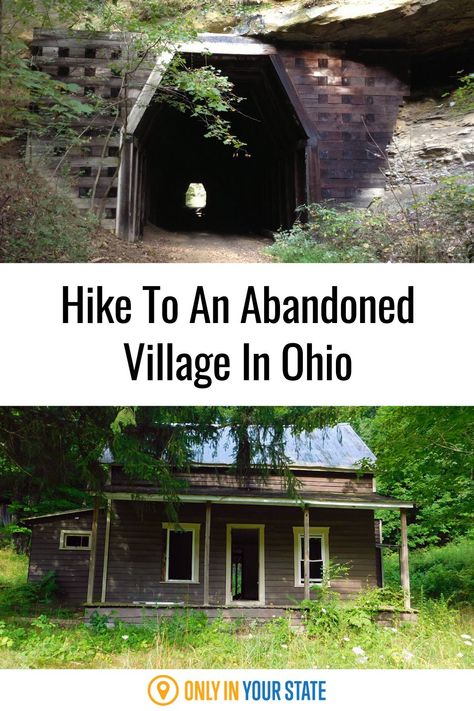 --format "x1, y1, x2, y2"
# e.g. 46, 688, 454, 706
0, 0, 247, 148
0, 406, 472, 549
